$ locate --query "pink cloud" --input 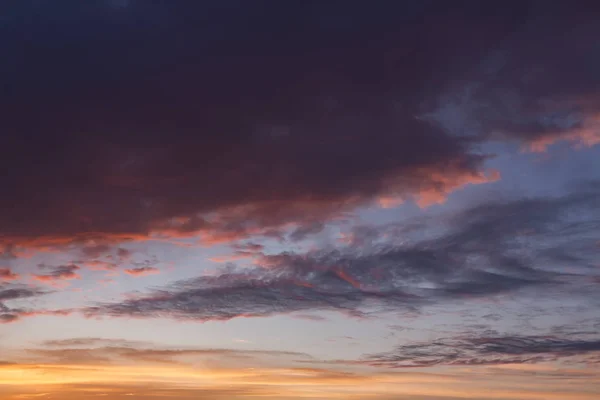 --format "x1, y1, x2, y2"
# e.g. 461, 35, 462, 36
124, 267, 160, 276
